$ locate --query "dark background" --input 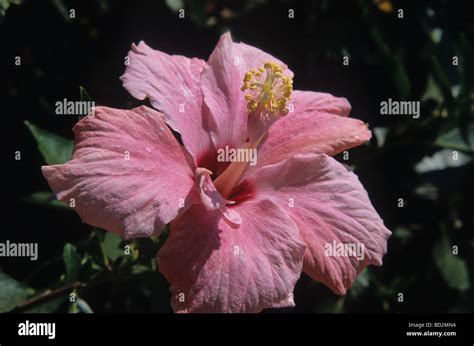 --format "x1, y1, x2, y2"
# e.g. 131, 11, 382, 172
1, 0, 473, 313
